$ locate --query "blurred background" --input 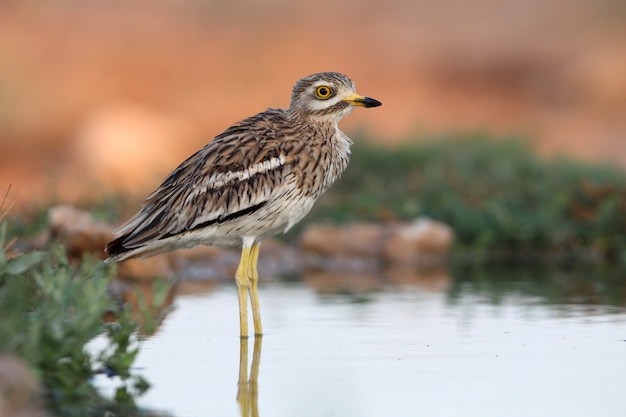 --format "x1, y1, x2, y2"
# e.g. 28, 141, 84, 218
1, 4, 626, 415
1, 0, 625, 208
